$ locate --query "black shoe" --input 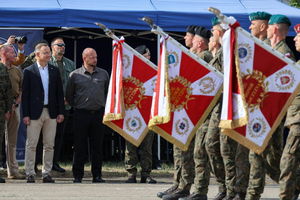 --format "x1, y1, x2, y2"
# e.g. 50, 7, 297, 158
52, 163, 66, 173
162, 189, 190, 200
213, 192, 226, 200
42, 175, 55, 183
73, 177, 82, 183
157, 185, 178, 198
0, 177, 5, 183
92, 177, 105, 183
125, 176, 137, 183
27, 175, 35, 183
140, 176, 157, 184
179, 193, 207, 200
